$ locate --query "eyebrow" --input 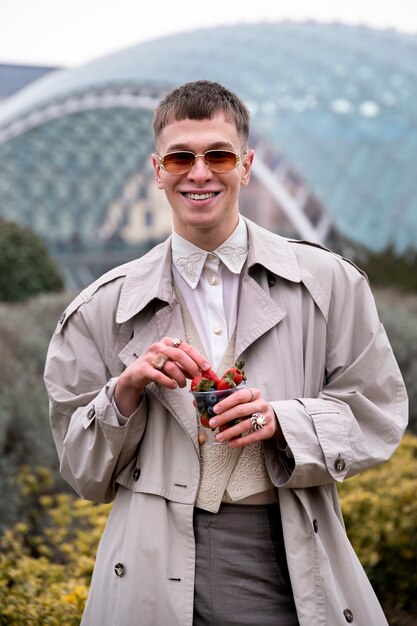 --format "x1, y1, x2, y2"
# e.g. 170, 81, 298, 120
165, 140, 236, 152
